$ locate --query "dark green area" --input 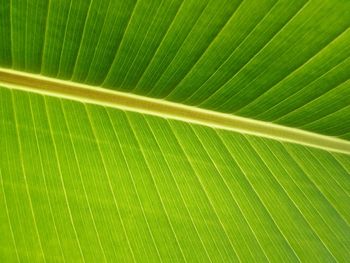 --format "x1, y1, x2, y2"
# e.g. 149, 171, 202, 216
0, 0, 349, 138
